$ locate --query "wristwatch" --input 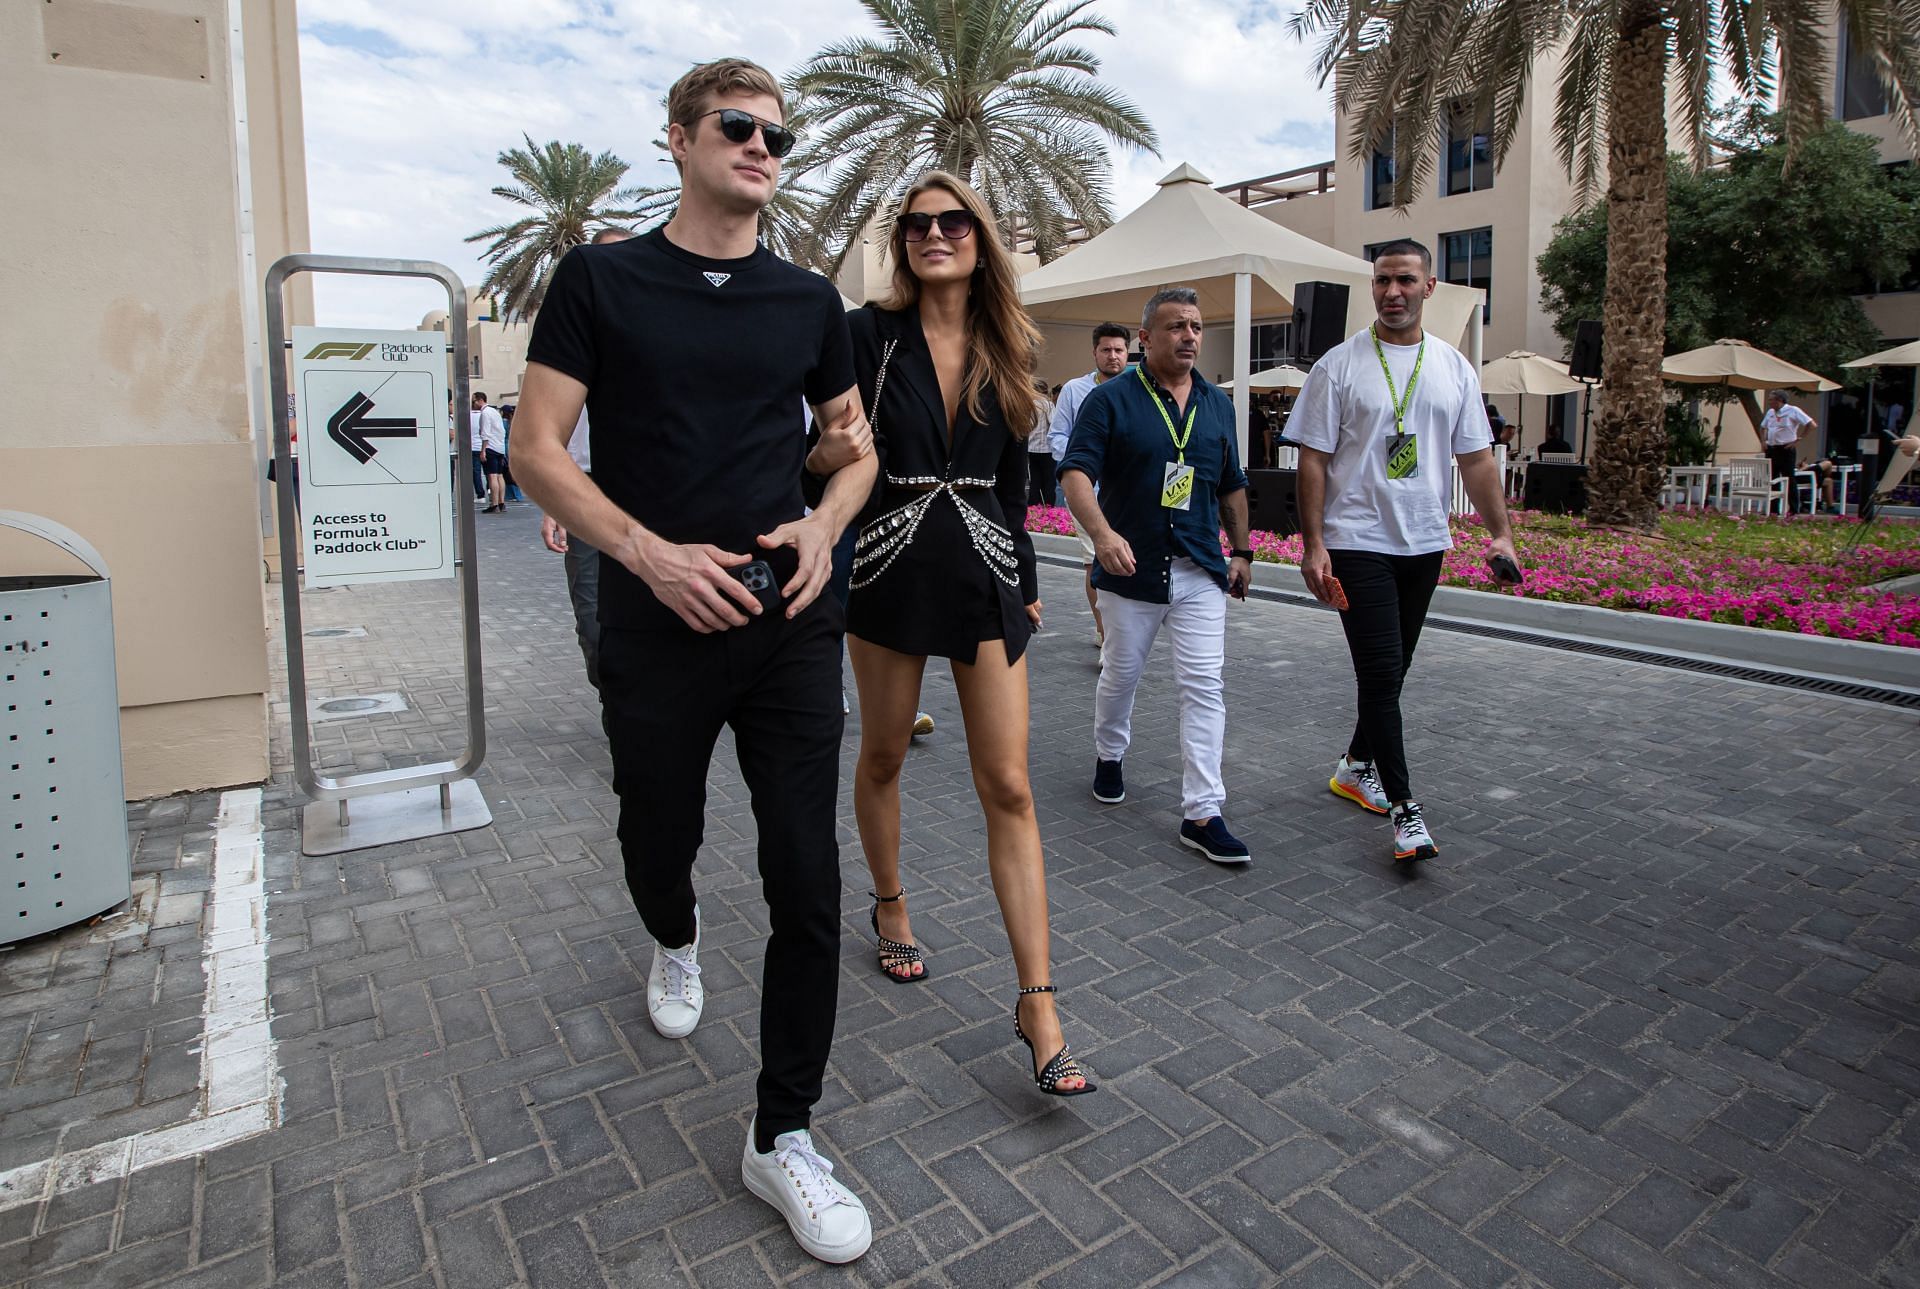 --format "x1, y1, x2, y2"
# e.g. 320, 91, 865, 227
1229, 548, 1254, 561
